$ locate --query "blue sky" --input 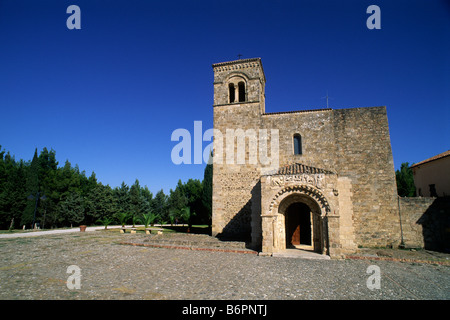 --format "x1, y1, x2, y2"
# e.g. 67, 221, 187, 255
0, 0, 449, 195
